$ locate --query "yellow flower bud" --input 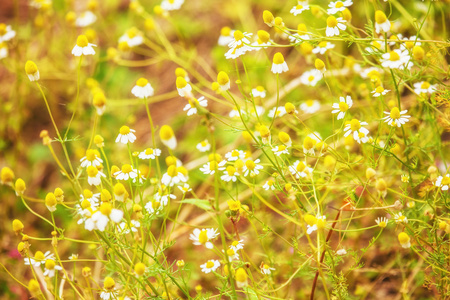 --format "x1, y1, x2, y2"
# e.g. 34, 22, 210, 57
28, 279, 41, 295
263, 10, 275, 26
285, 102, 296, 114
1, 167, 14, 185
14, 178, 26, 196
413, 46, 425, 60
12, 219, 24, 235
134, 263, 146, 276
